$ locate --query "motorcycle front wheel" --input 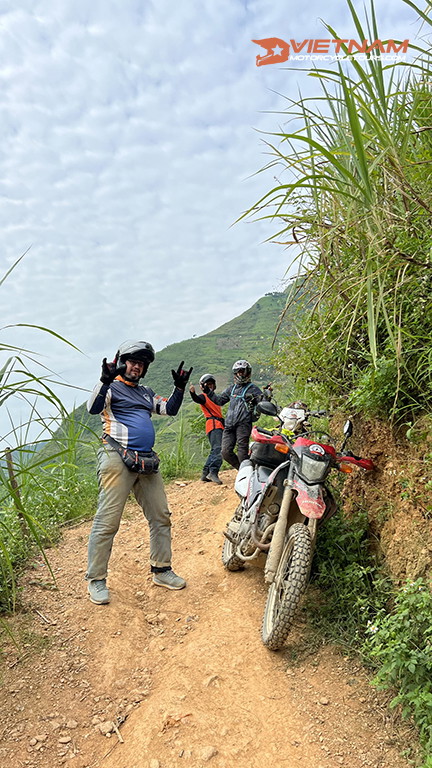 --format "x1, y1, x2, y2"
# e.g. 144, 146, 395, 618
221, 505, 245, 571
261, 522, 312, 651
